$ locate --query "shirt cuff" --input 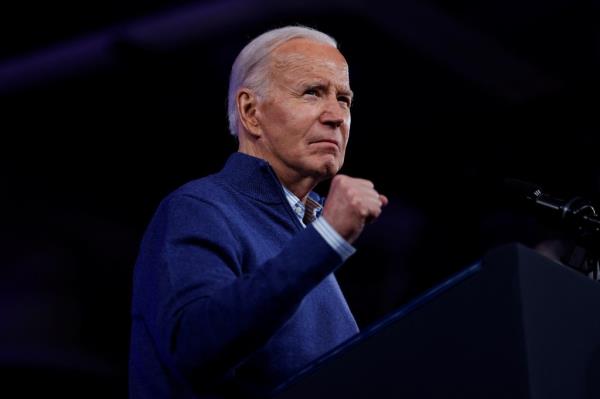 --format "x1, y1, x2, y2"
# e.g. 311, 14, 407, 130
312, 217, 356, 261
